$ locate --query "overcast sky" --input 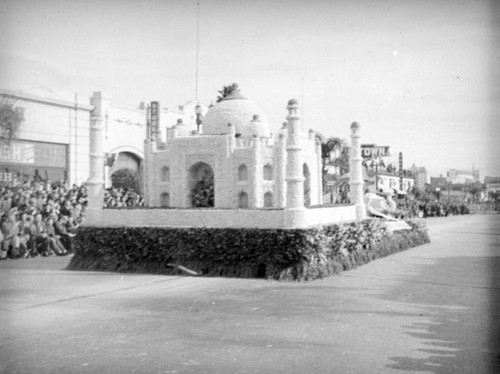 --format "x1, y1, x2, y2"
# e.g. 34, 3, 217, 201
1, 0, 499, 178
